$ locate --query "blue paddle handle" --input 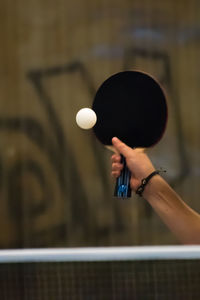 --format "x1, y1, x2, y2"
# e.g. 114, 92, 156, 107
114, 155, 132, 198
